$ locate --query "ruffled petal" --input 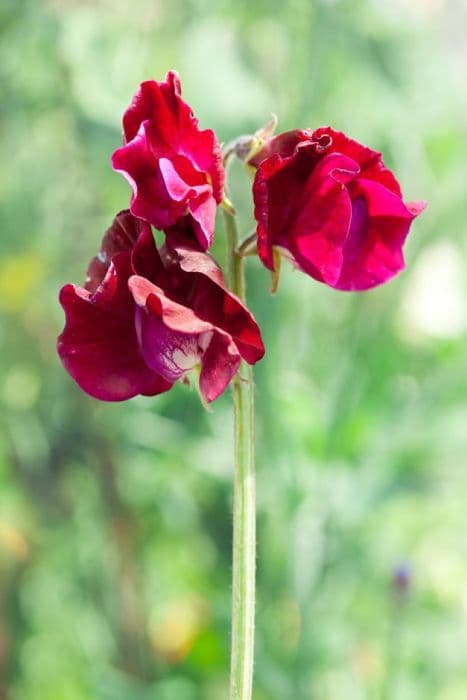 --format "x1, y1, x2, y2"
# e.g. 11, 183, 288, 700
130, 275, 242, 401
312, 127, 403, 196
123, 72, 186, 146
253, 153, 298, 270
335, 186, 426, 290
57, 257, 171, 401
335, 203, 409, 290
199, 331, 240, 403
114, 72, 224, 243
187, 193, 217, 250
112, 124, 184, 229
173, 248, 265, 364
